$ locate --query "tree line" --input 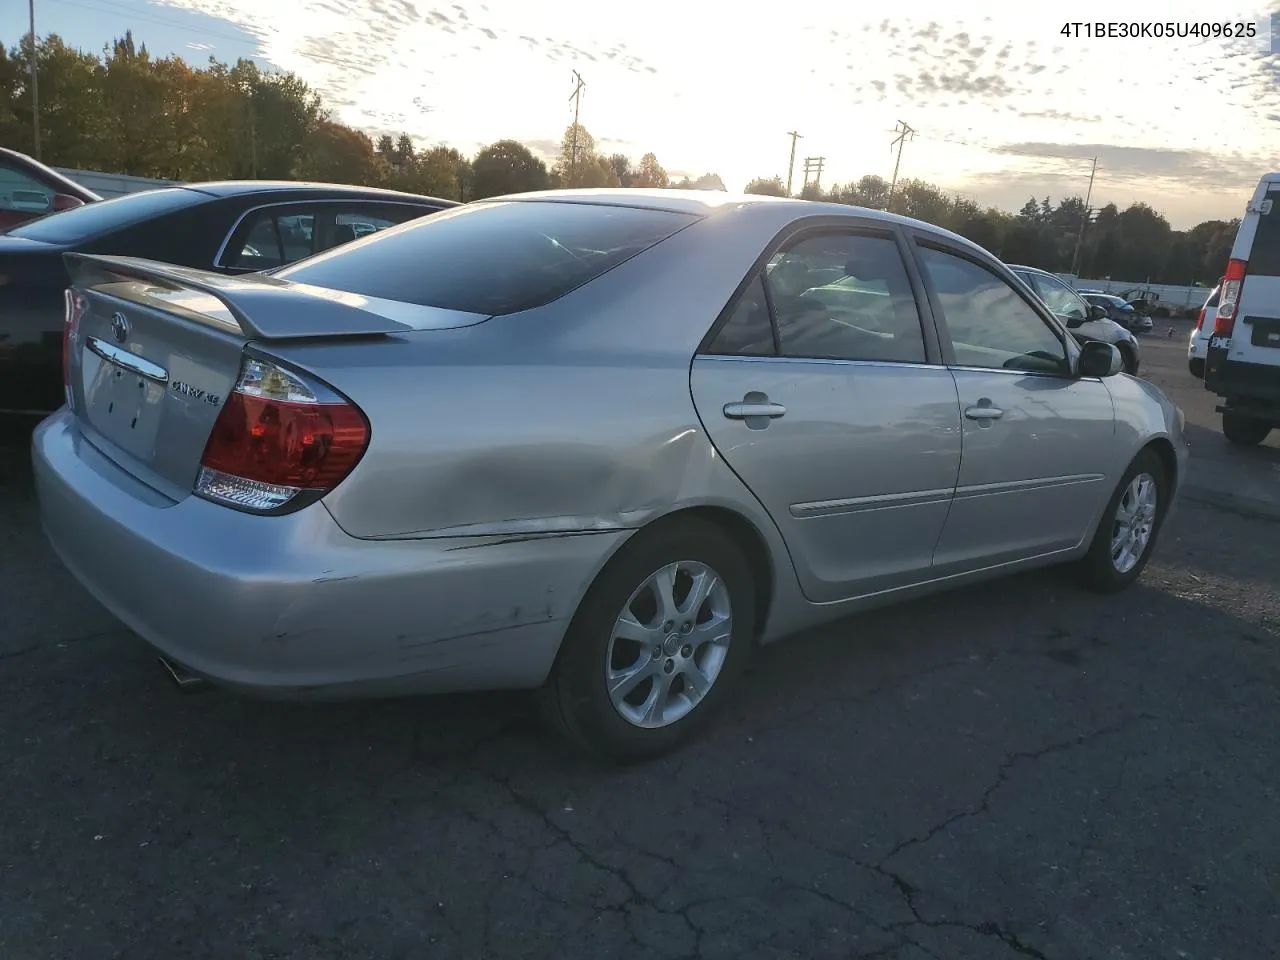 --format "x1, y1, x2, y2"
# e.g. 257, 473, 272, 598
744, 175, 1236, 288
1, 33, 1236, 286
